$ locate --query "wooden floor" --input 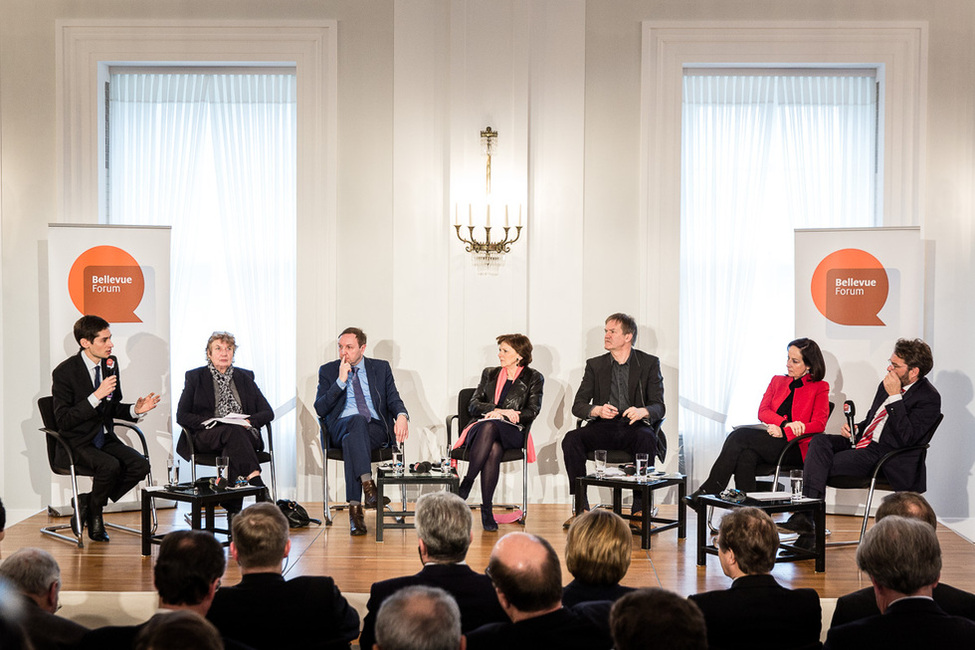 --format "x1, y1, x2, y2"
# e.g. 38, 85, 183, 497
5, 501, 975, 599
